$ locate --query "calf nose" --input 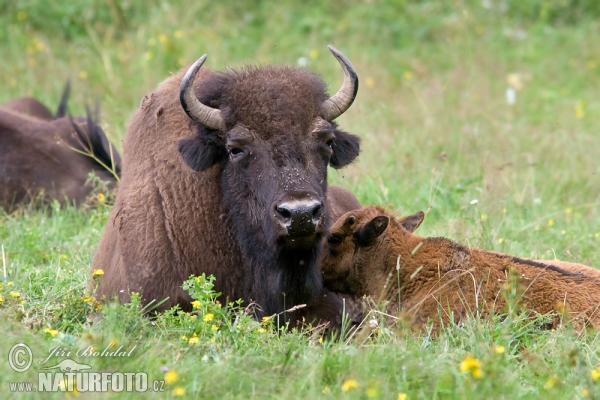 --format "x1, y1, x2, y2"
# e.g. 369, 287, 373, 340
275, 199, 323, 235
